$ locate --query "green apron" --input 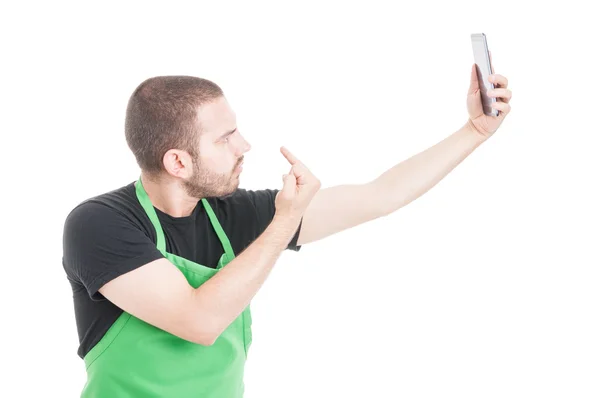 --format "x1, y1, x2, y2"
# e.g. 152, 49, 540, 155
81, 177, 253, 397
